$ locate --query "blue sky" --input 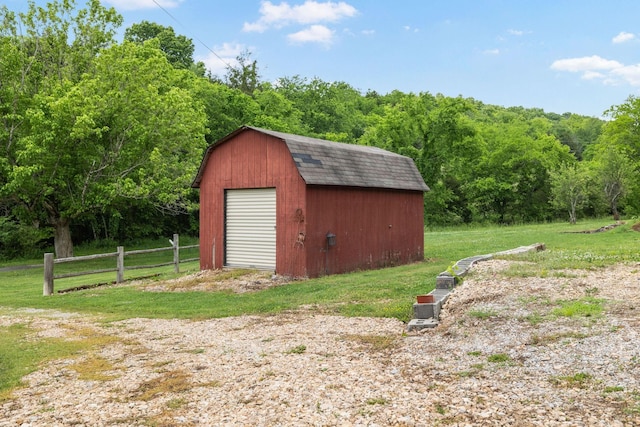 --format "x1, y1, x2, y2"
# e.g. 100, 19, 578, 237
11, 0, 640, 118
